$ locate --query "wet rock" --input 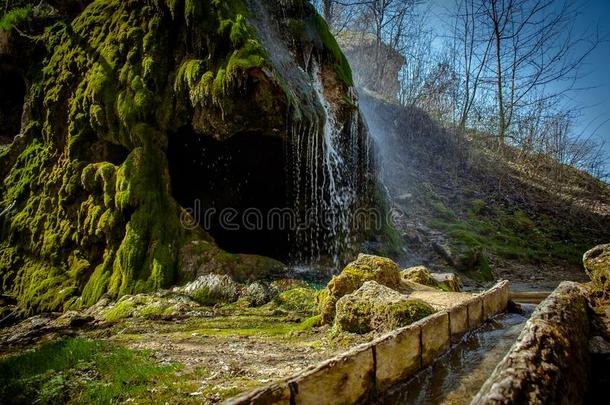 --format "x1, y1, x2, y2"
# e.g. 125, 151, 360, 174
318, 254, 401, 324
334, 281, 435, 334
507, 300, 525, 315
589, 335, 610, 355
